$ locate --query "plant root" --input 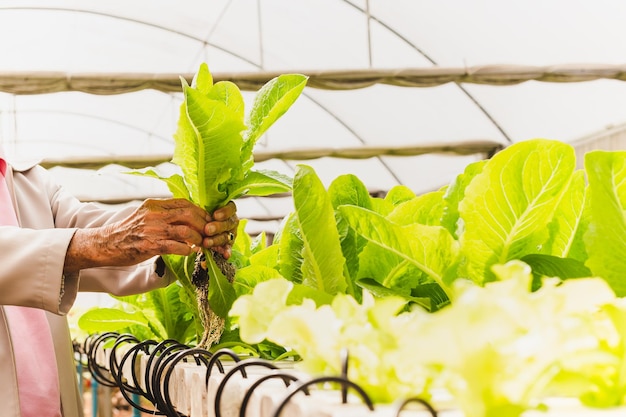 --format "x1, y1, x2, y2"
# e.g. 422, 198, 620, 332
192, 250, 236, 349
